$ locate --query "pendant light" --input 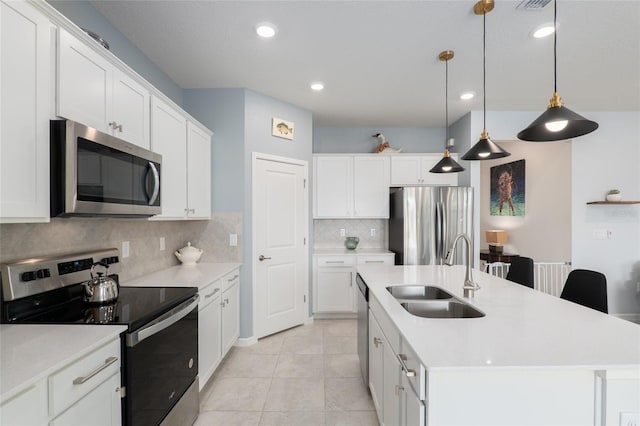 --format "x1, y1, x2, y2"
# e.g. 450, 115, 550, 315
461, 0, 510, 161
430, 50, 465, 174
517, 0, 598, 141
